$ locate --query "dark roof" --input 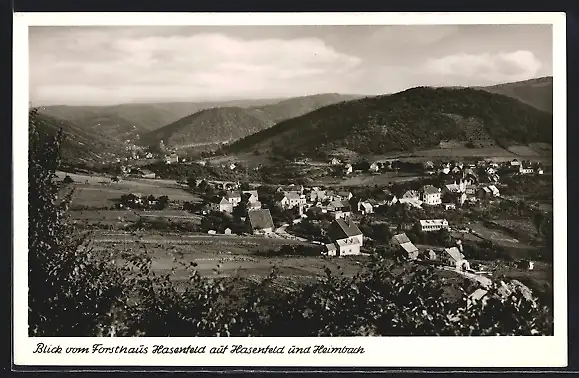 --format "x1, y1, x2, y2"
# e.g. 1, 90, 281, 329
391, 233, 411, 245
226, 191, 241, 199
422, 185, 440, 195
328, 218, 362, 240
248, 209, 274, 231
